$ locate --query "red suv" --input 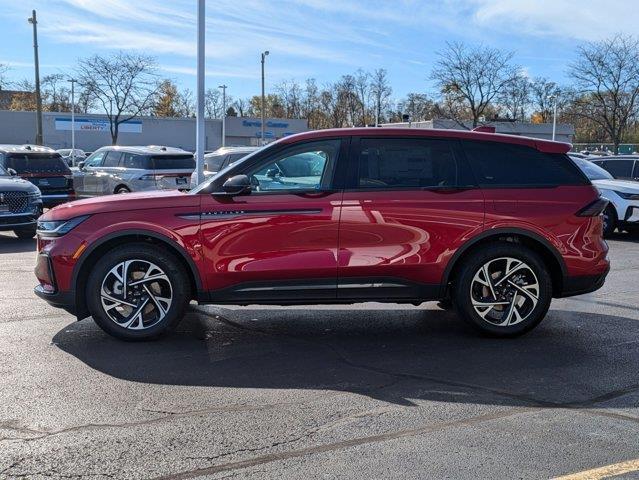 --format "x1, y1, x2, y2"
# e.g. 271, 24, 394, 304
34, 129, 609, 340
